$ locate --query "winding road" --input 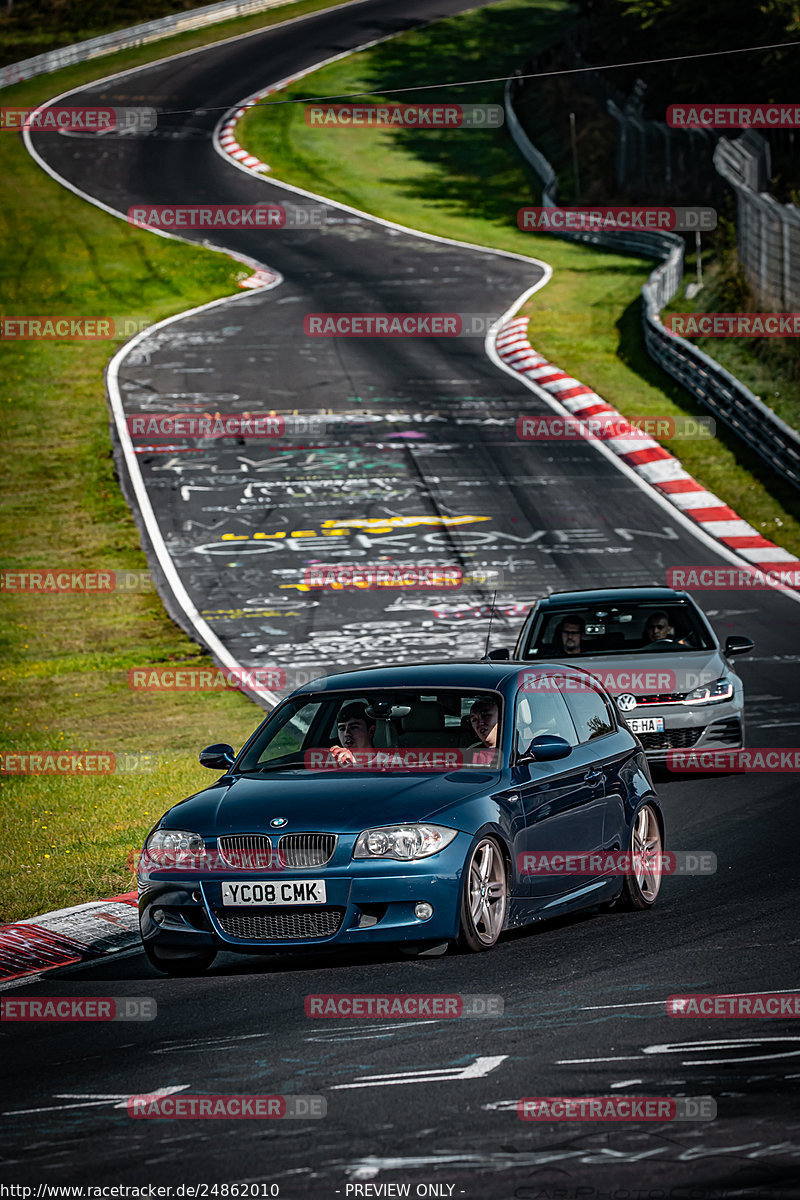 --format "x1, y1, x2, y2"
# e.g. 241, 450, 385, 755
4, 1, 800, 1194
